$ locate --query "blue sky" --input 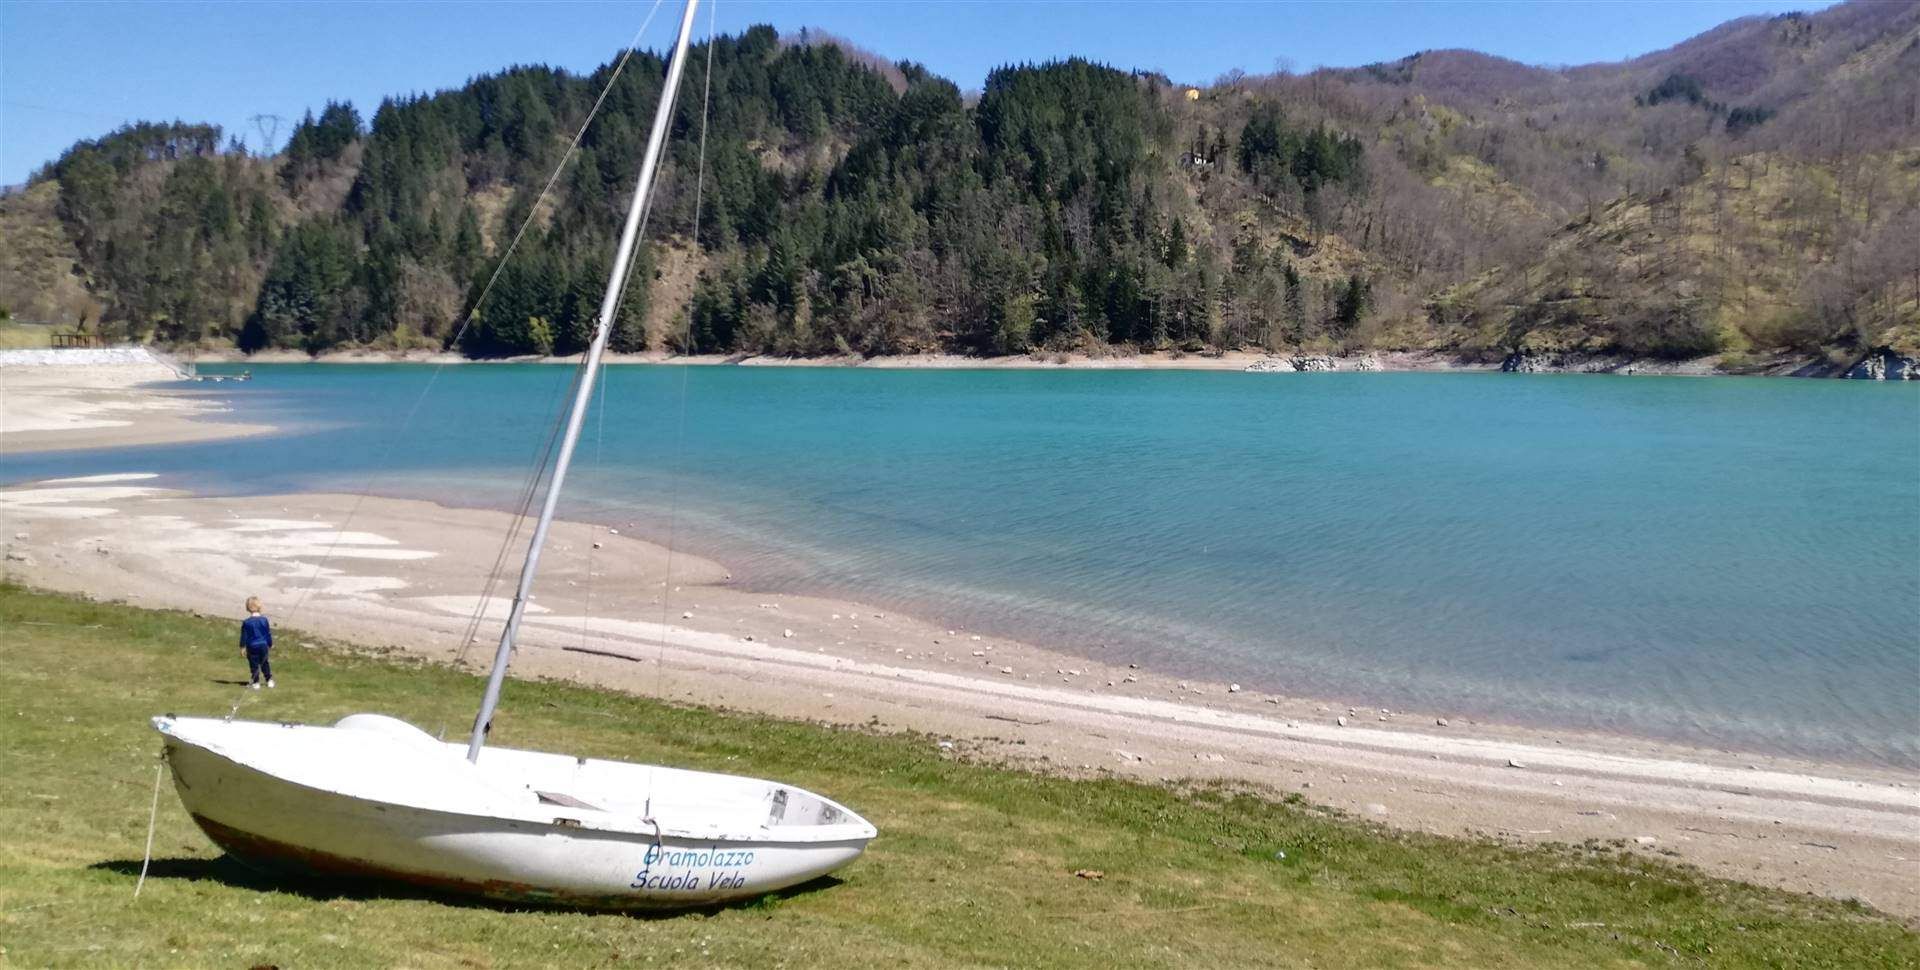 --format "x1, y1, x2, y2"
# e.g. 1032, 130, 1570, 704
1, 0, 1830, 185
